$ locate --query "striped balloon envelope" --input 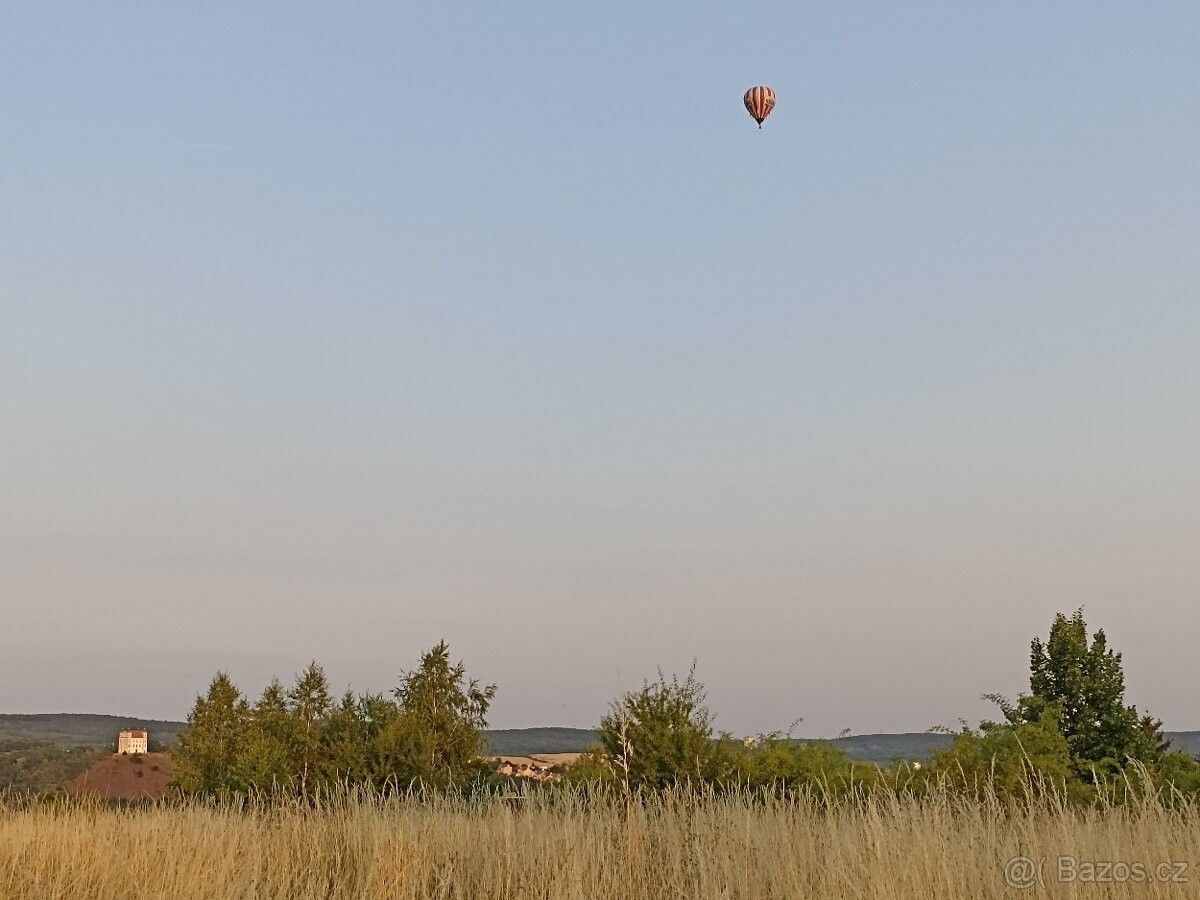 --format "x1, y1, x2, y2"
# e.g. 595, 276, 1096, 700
743, 86, 776, 128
